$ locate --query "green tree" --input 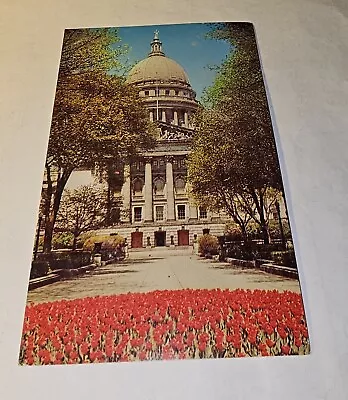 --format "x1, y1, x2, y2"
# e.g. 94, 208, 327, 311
58, 28, 129, 79
55, 185, 107, 250
188, 23, 282, 244
42, 29, 156, 252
